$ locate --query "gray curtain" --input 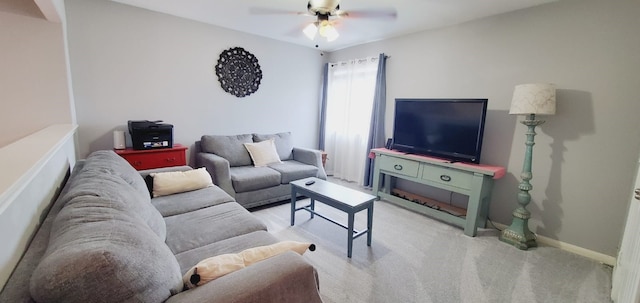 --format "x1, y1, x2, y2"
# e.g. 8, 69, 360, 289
318, 63, 329, 150
364, 53, 387, 187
